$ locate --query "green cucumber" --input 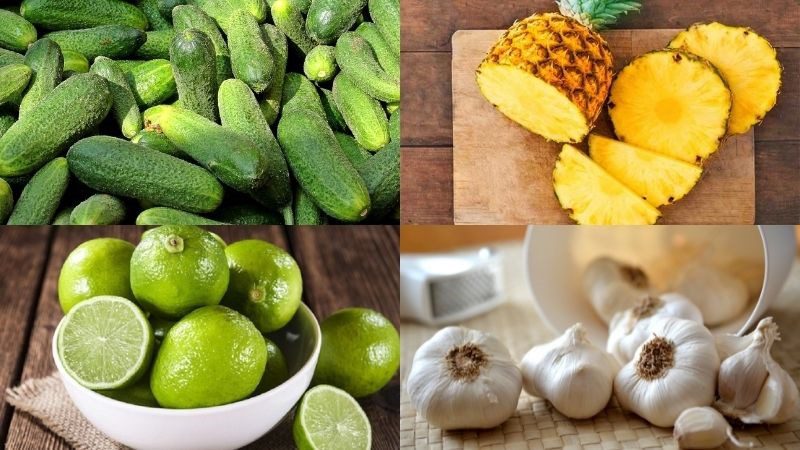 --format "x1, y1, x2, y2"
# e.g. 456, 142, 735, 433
91, 56, 143, 138
368, 0, 398, 56
172, 5, 231, 85
277, 108, 370, 222
227, 8, 273, 94
288, 0, 311, 13
20, 0, 148, 31
357, 137, 398, 219
137, 206, 225, 224
126, 59, 177, 107
334, 132, 370, 167
144, 105, 268, 192
229, 0, 267, 22
335, 32, 399, 102
114, 59, 148, 74
62, 50, 89, 76
135, 30, 175, 59
293, 186, 326, 225
386, 100, 399, 114
0, 9, 37, 52
270, 0, 315, 55
389, 107, 399, 142
186, 0, 234, 31
319, 87, 346, 131
52, 205, 74, 224
20, 39, 64, 117
131, 129, 183, 157
138, 0, 172, 30
258, 23, 287, 126
212, 202, 282, 224
158, 0, 186, 18
303, 45, 337, 82
0, 112, 15, 138
332, 73, 388, 150
0, 64, 32, 106
218, 78, 290, 208
0, 177, 12, 223
7, 157, 69, 224
171, 28, 217, 121
355, 22, 398, 79
67, 135, 224, 212
281, 72, 325, 118
0, 48, 25, 67
70, 193, 126, 224
45, 25, 146, 60
305, 0, 365, 44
